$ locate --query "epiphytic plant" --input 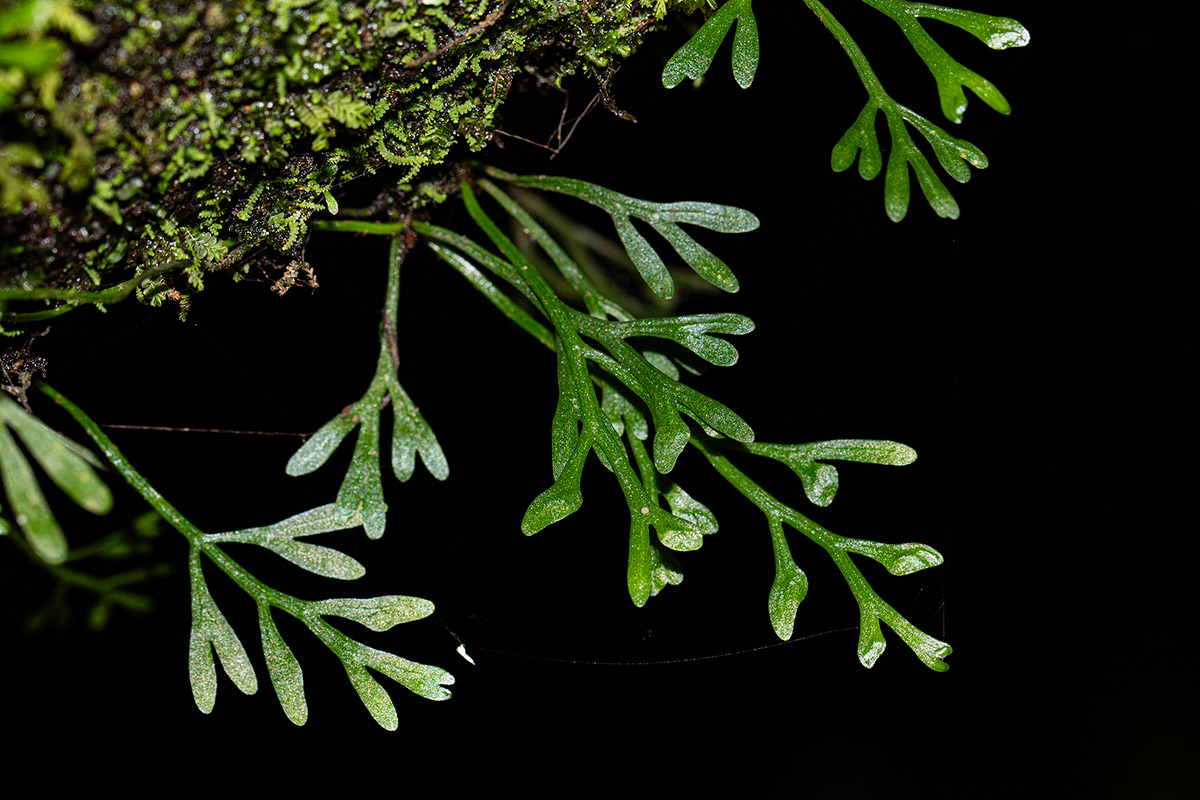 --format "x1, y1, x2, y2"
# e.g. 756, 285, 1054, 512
0, 0, 1032, 726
